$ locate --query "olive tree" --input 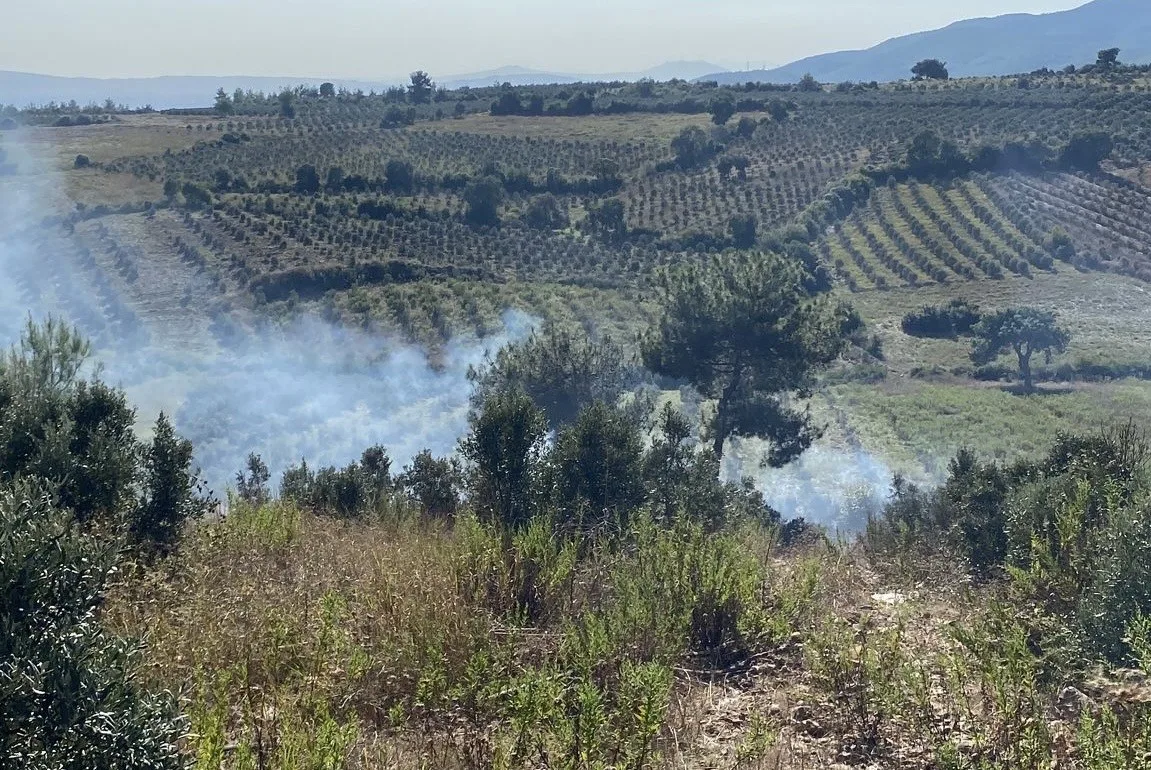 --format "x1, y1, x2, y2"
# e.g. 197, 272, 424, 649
971, 308, 1070, 392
